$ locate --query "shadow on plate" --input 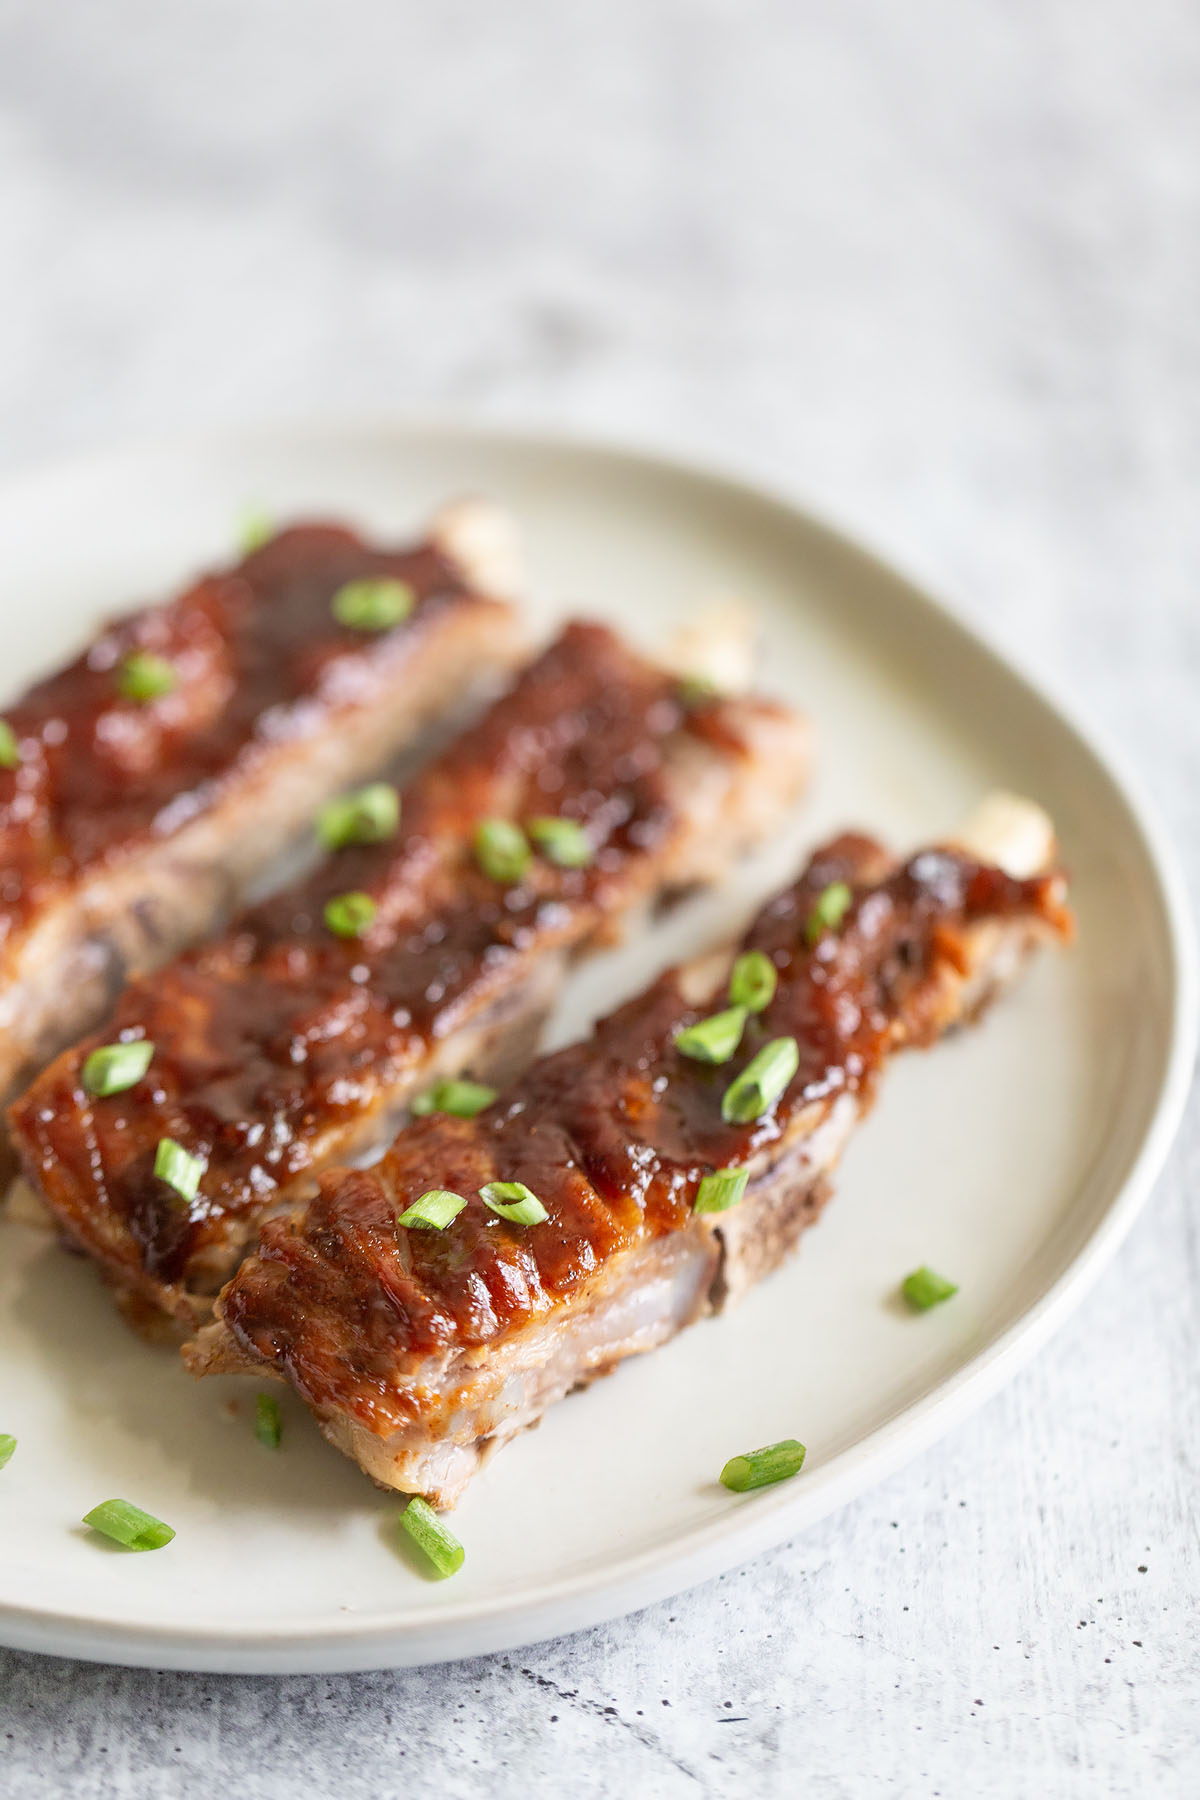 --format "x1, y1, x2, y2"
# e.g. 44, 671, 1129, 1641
7, 1225, 380, 1520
